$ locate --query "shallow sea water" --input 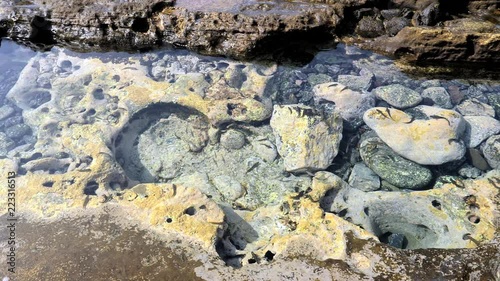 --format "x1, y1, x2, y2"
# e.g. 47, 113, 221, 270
0, 39, 499, 279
